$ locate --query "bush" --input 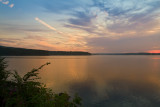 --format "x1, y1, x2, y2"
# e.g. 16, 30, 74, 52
0, 57, 82, 107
